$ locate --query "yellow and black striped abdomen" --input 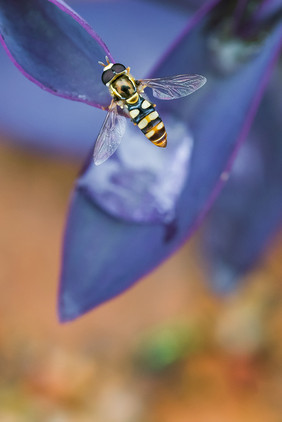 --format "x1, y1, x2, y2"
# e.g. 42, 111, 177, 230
126, 96, 167, 148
